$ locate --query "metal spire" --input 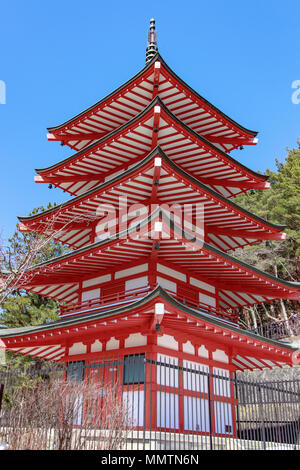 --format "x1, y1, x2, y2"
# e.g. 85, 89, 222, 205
146, 18, 158, 63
